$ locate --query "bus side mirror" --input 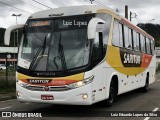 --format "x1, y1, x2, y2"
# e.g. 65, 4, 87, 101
4, 24, 24, 45
87, 18, 105, 40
